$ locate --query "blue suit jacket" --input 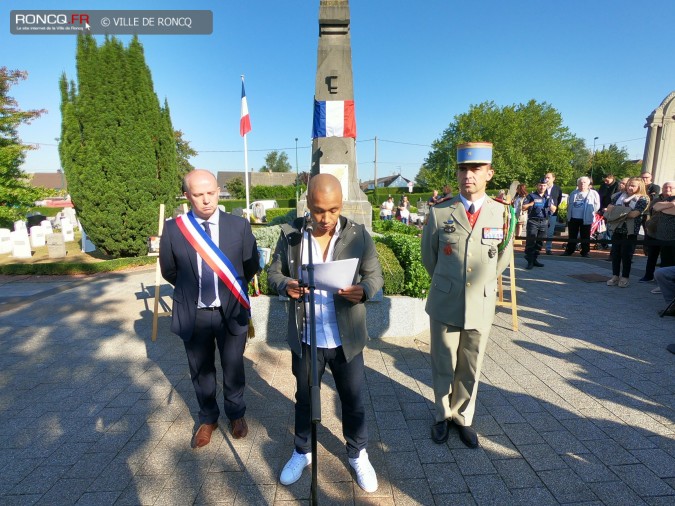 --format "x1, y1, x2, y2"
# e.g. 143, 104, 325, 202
159, 210, 259, 341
